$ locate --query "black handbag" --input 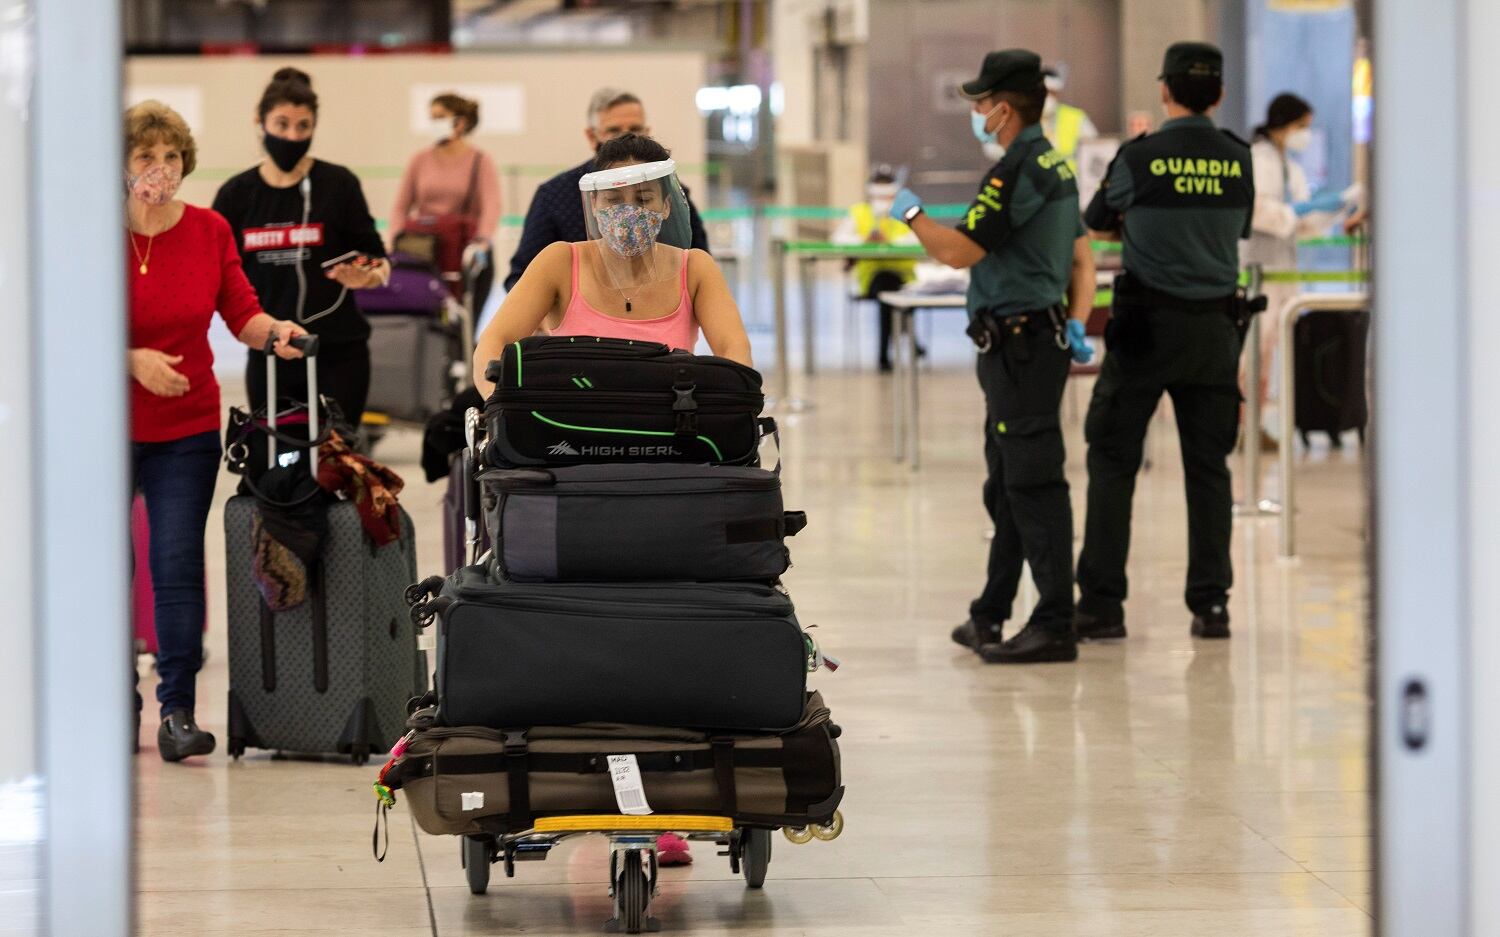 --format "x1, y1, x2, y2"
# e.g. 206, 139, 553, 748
482, 336, 765, 467
416, 568, 811, 733
480, 463, 806, 583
